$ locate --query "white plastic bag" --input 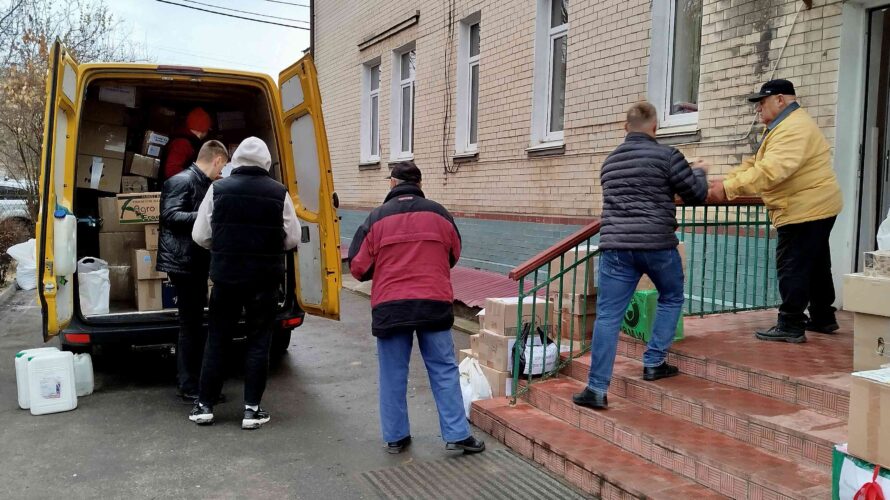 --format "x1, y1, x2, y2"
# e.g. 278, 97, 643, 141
77, 257, 110, 316
6, 239, 37, 290
458, 357, 492, 418
878, 208, 890, 250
